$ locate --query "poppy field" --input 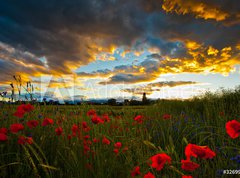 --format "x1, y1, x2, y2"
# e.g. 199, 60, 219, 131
0, 89, 240, 178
